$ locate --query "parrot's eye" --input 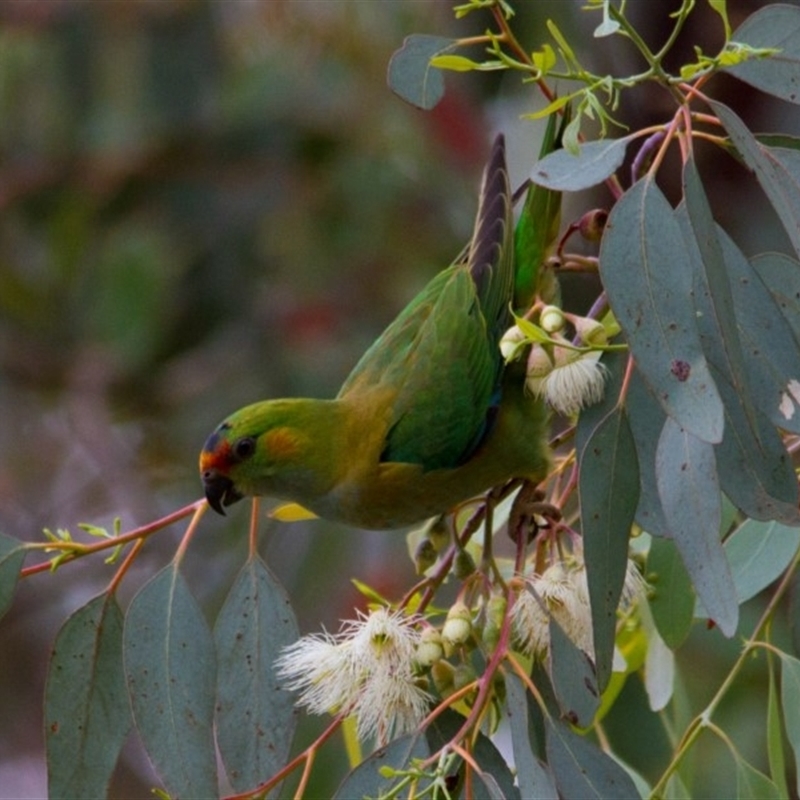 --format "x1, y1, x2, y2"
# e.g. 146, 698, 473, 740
233, 437, 256, 461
